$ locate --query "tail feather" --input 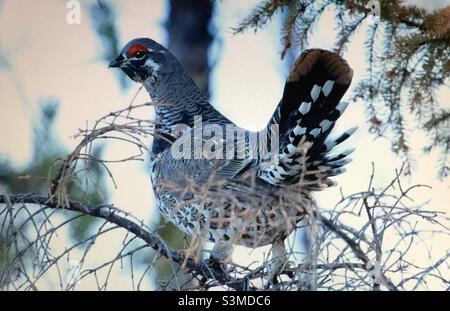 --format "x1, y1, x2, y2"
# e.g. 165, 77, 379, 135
258, 49, 355, 187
